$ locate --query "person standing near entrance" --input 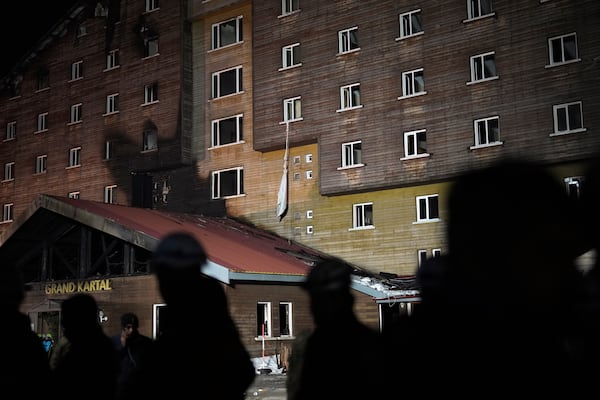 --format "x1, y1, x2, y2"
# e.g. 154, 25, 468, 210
111, 312, 153, 387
